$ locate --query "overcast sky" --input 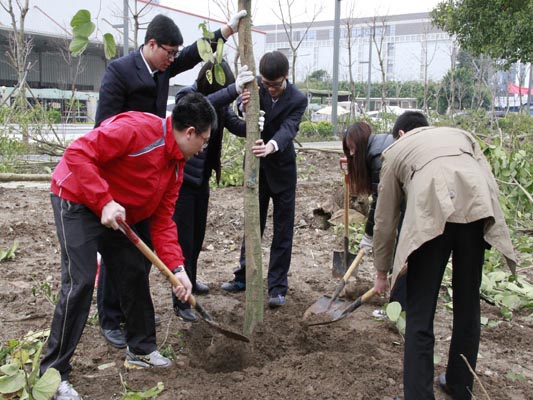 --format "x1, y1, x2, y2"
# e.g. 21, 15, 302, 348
161, 0, 443, 26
